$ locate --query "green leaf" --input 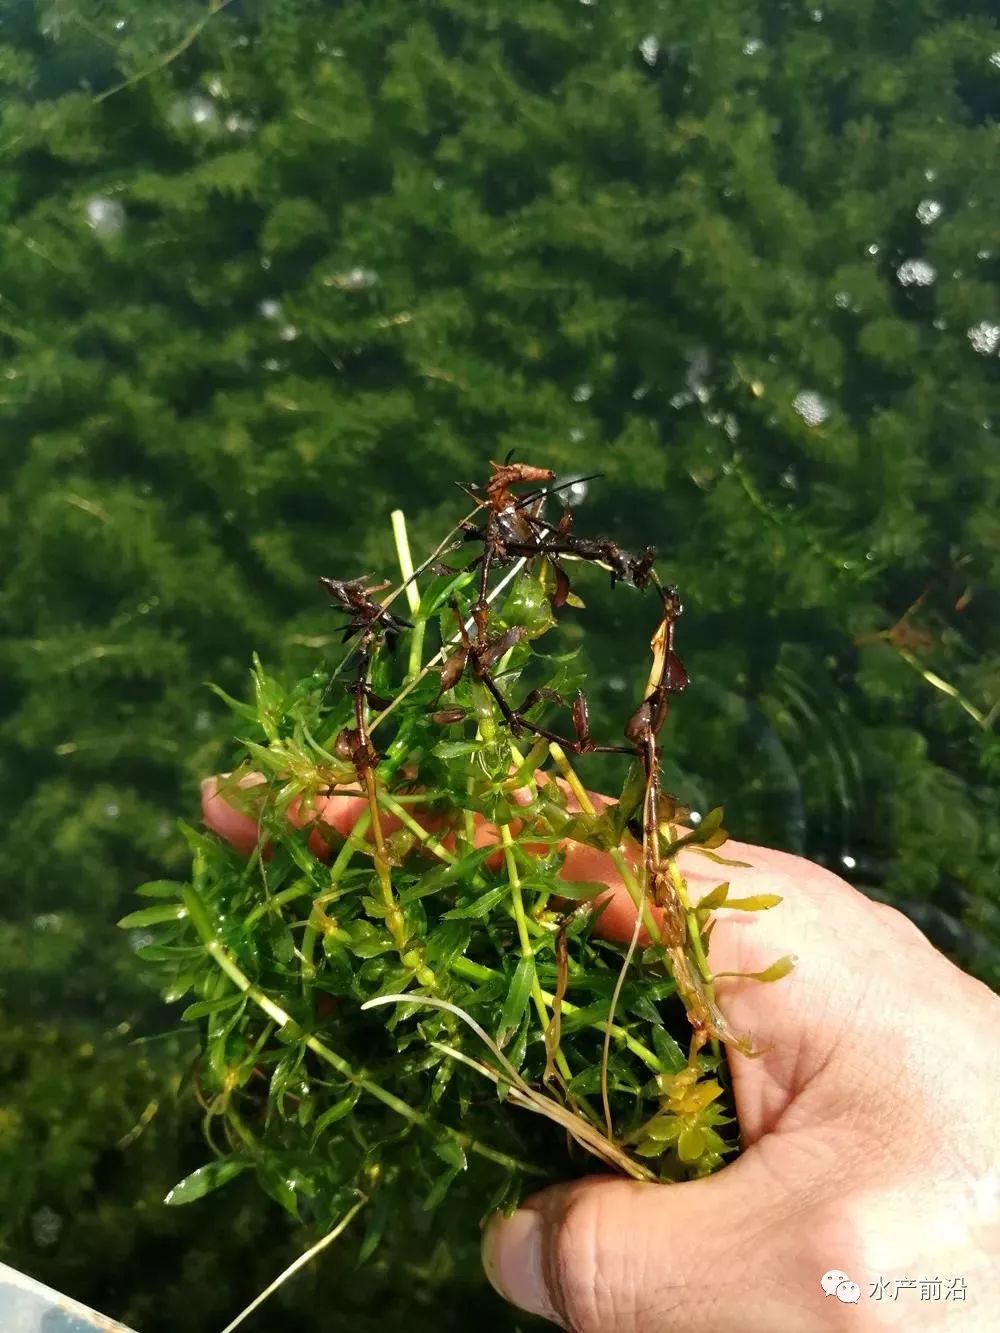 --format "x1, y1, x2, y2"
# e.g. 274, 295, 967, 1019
689, 848, 753, 868
424, 1163, 463, 1211
311, 1088, 362, 1141
432, 1134, 467, 1172
695, 883, 730, 911
442, 885, 510, 918
651, 1026, 686, 1073
432, 739, 482, 760
345, 919, 394, 959
497, 955, 536, 1048
118, 903, 188, 928
425, 922, 473, 971
677, 1126, 707, 1163
135, 879, 187, 899
181, 993, 245, 1021
164, 1158, 250, 1206
695, 807, 725, 839
531, 877, 606, 903
257, 1158, 302, 1217
206, 681, 259, 724
723, 954, 797, 983
613, 760, 647, 836
722, 894, 783, 911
